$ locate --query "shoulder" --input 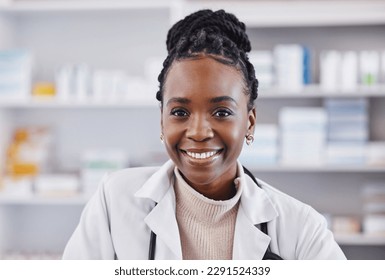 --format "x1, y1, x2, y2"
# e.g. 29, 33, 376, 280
257, 180, 332, 235
258, 179, 310, 208
244, 176, 344, 259
91, 160, 175, 211
100, 165, 161, 198
256, 178, 325, 228
104, 166, 160, 188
